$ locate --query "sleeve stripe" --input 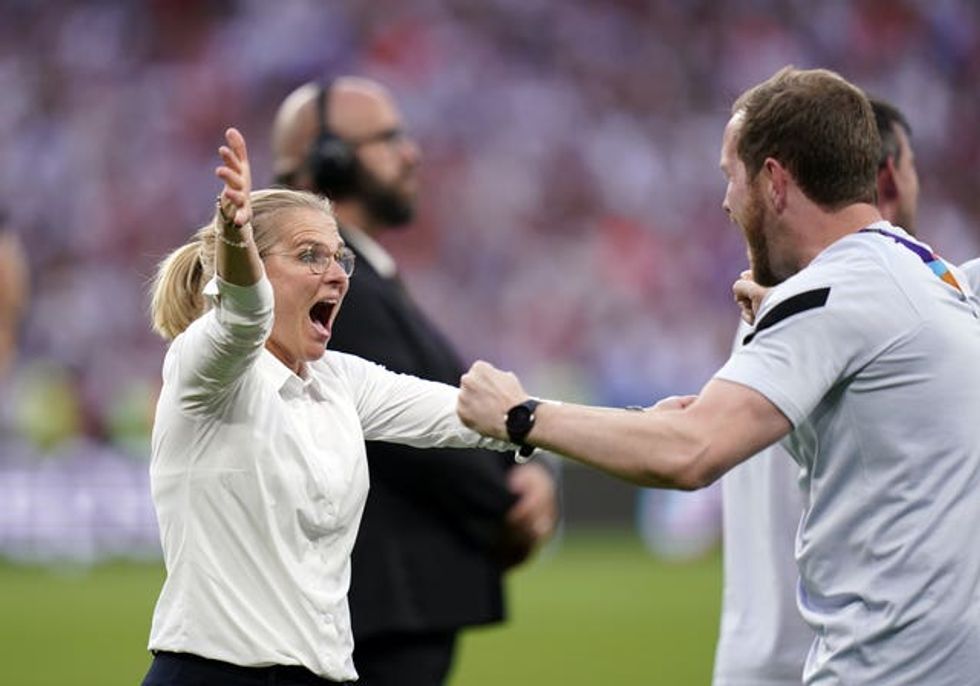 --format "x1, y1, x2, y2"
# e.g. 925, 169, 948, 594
743, 287, 831, 345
